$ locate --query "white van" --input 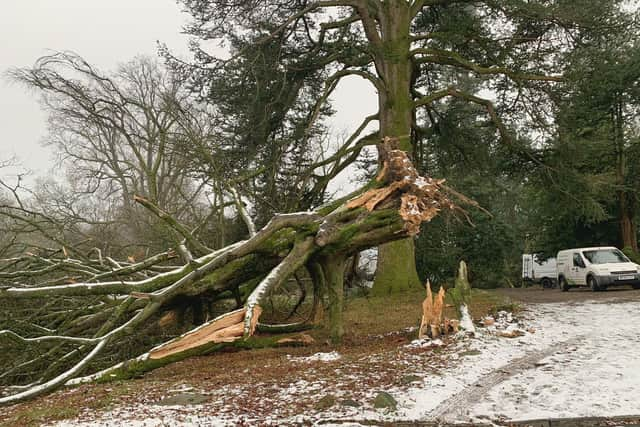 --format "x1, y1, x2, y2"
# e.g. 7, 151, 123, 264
556, 246, 640, 292
522, 254, 557, 288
